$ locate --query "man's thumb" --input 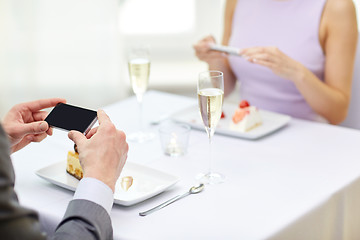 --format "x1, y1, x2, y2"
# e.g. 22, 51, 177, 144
21, 121, 48, 136
68, 130, 86, 146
